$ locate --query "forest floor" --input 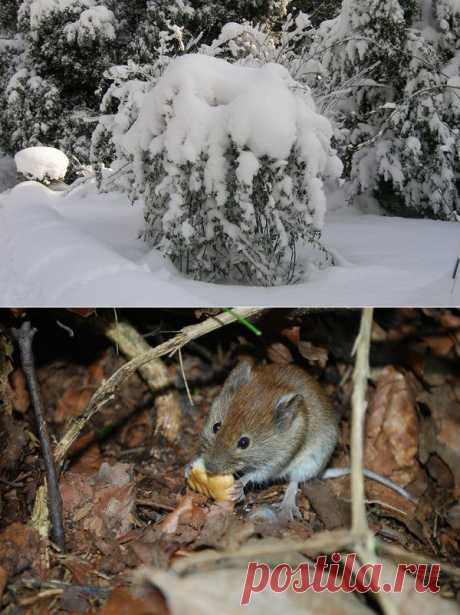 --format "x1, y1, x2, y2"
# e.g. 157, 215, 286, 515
0, 308, 460, 613
0, 176, 459, 307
